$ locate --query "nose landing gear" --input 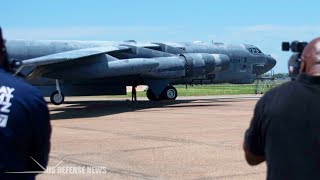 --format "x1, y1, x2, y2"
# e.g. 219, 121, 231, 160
50, 80, 65, 105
